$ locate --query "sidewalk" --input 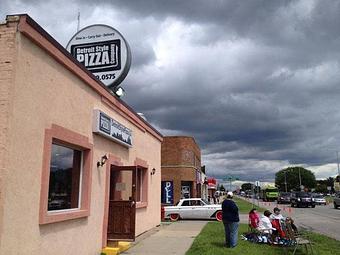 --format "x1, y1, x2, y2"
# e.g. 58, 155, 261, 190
121, 221, 207, 255
122, 216, 249, 255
